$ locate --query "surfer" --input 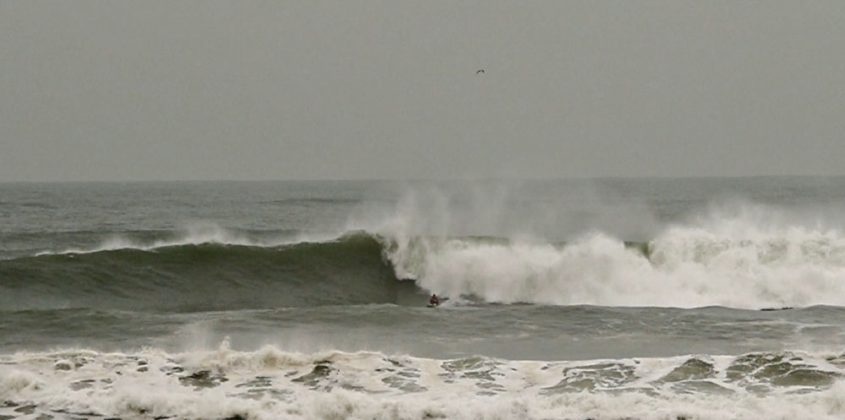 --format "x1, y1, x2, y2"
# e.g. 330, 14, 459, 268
429, 294, 440, 307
